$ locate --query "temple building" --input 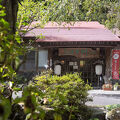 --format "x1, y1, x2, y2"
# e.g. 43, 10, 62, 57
20, 22, 120, 87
